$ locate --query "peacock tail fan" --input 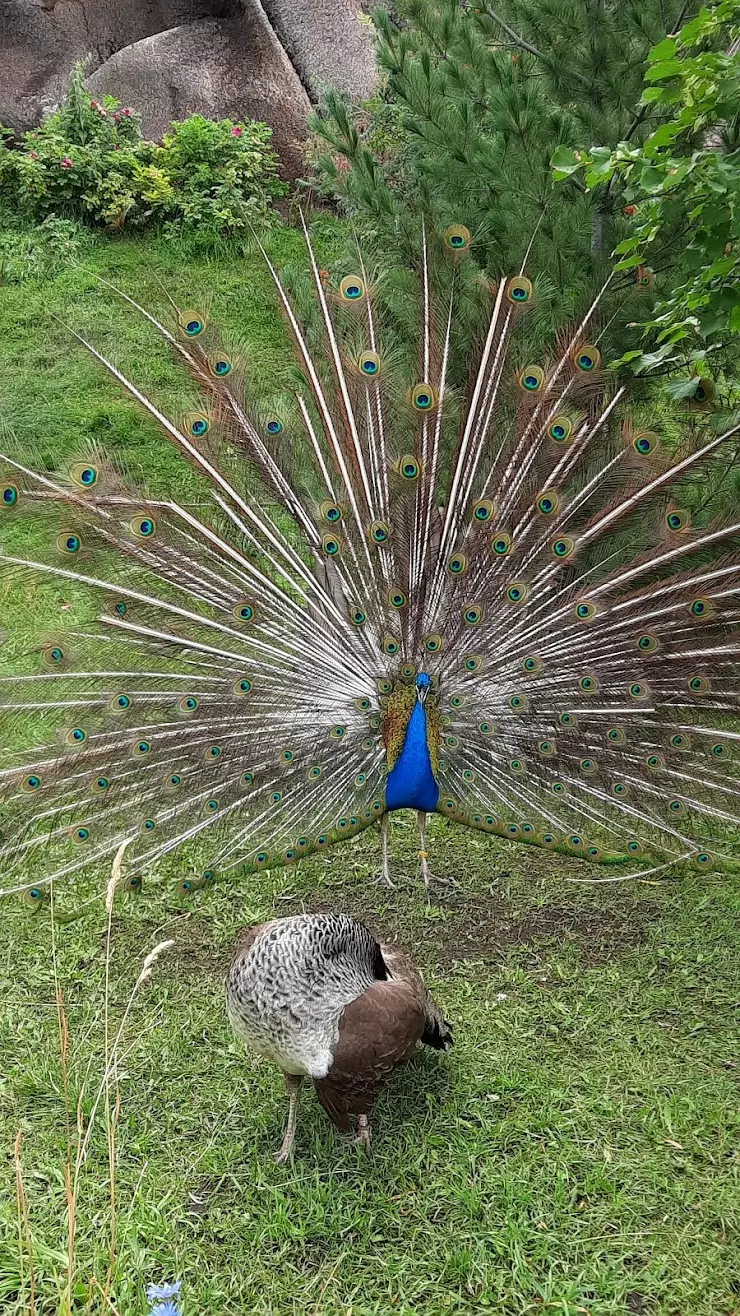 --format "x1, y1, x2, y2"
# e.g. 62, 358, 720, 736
2, 216, 740, 913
